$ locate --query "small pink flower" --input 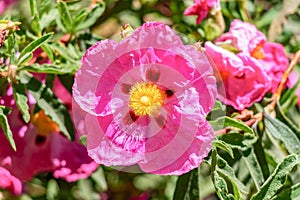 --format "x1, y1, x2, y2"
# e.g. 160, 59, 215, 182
216, 19, 289, 92
0, 88, 98, 193
184, 0, 220, 24
73, 22, 217, 175
0, 167, 22, 195
287, 71, 300, 107
205, 42, 270, 110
